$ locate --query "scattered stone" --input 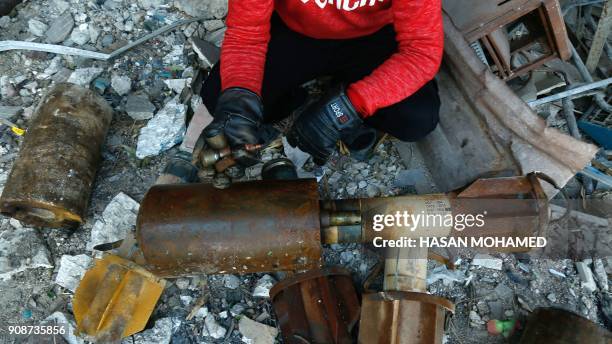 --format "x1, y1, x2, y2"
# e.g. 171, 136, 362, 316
0, 106, 22, 120
175, 0, 228, 18
223, 275, 241, 290
163, 78, 189, 94
239, 316, 278, 344
111, 74, 131, 96
0, 16, 10, 29
175, 278, 190, 290
180, 295, 193, 306
547, 293, 557, 303
366, 184, 380, 197
253, 274, 276, 298
427, 265, 466, 286
230, 303, 246, 316
122, 317, 177, 344
575, 261, 597, 292
70, 23, 90, 45
593, 259, 609, 292
87, 192, 140, 251
346, 182, 358, 196
52, 0, 70, 13
548, 268, 566, 278
67, 67, 103, 86
488, 300, 503, 319
42, 312, 83, 344
136, 96, 186, 159
55, 254, 93, 292
100, 35, 114, 47
202, 314, 226, 339
195, 307, 209, 319
28, 19, 48, 37
469, 310, 485, 327
493, 283, 513, 299
125, 94, 156, 120
517, 262, 530, 273
471, 254, 503, 270
0, 228, 53, 280
46, 12, 74, 43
